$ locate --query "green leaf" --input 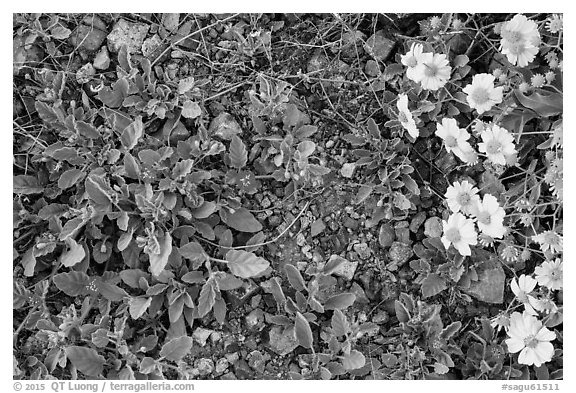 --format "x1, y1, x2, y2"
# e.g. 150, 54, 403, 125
65, 346, 105, 376
53, 271, 90, 296
421, 273, 447, 299
324, 293, 356, 310
21, 248, 36, 277
226, 250, 270, 278
60, 238, 86, 267
75, 121, 100, 139
172, 159, 194, 180
440, 321, 462, 341
228, 135, 248, 169
84, 174, 112, 207
181, 100, 201, 119
284, 264, 306, 292
191, 201, 217, 219
197, 280, 216, 317
214, 273, 243, 290
341, 350, 365, 370
58, 169, 86, 190
394, 300, 411, 323
294, 311, 313, 349
178, 241, 207, 263
148, 232, 173, 277
160, 336, 193, 362
96, 281, 128, 302
514, 88, 562, 117
59, 217, 86, 241
331, 309, 350, 337
453, 54, 469, 68
14, 175, 43, 194
220, 207, 262, 233
121, 116, 144, 151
